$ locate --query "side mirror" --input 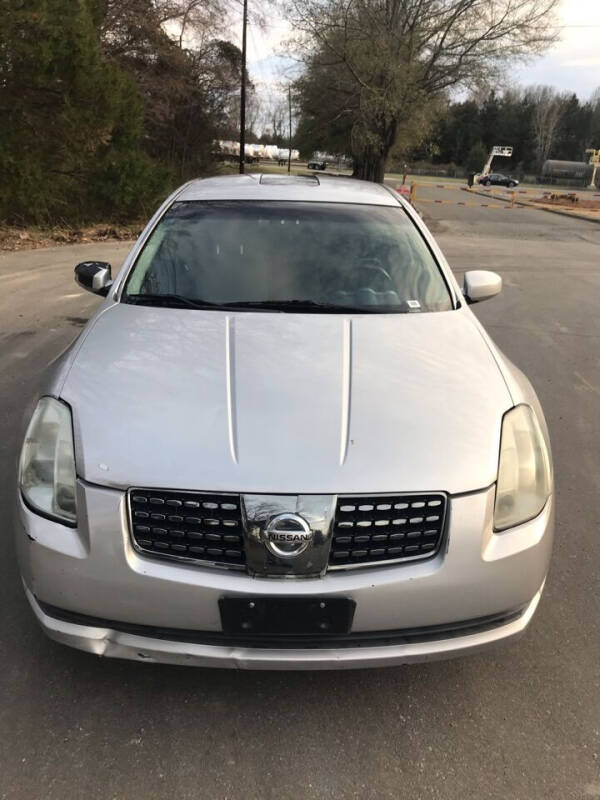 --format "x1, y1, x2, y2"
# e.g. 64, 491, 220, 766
74, 261, 113, 296
463, 270, 502, 304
